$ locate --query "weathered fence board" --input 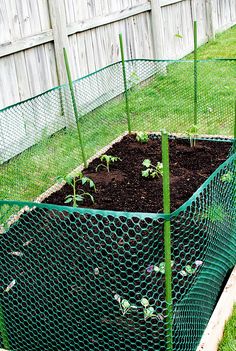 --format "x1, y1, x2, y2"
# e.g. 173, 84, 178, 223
0, 0, 235, 162
0, 0, 235, 109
